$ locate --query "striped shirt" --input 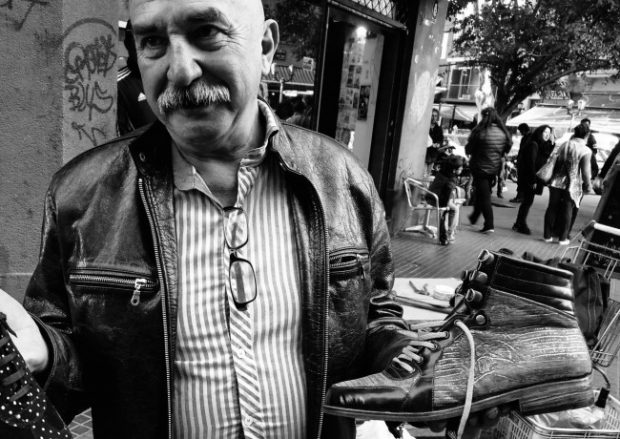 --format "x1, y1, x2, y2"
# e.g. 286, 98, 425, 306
172, 101, 307, 438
